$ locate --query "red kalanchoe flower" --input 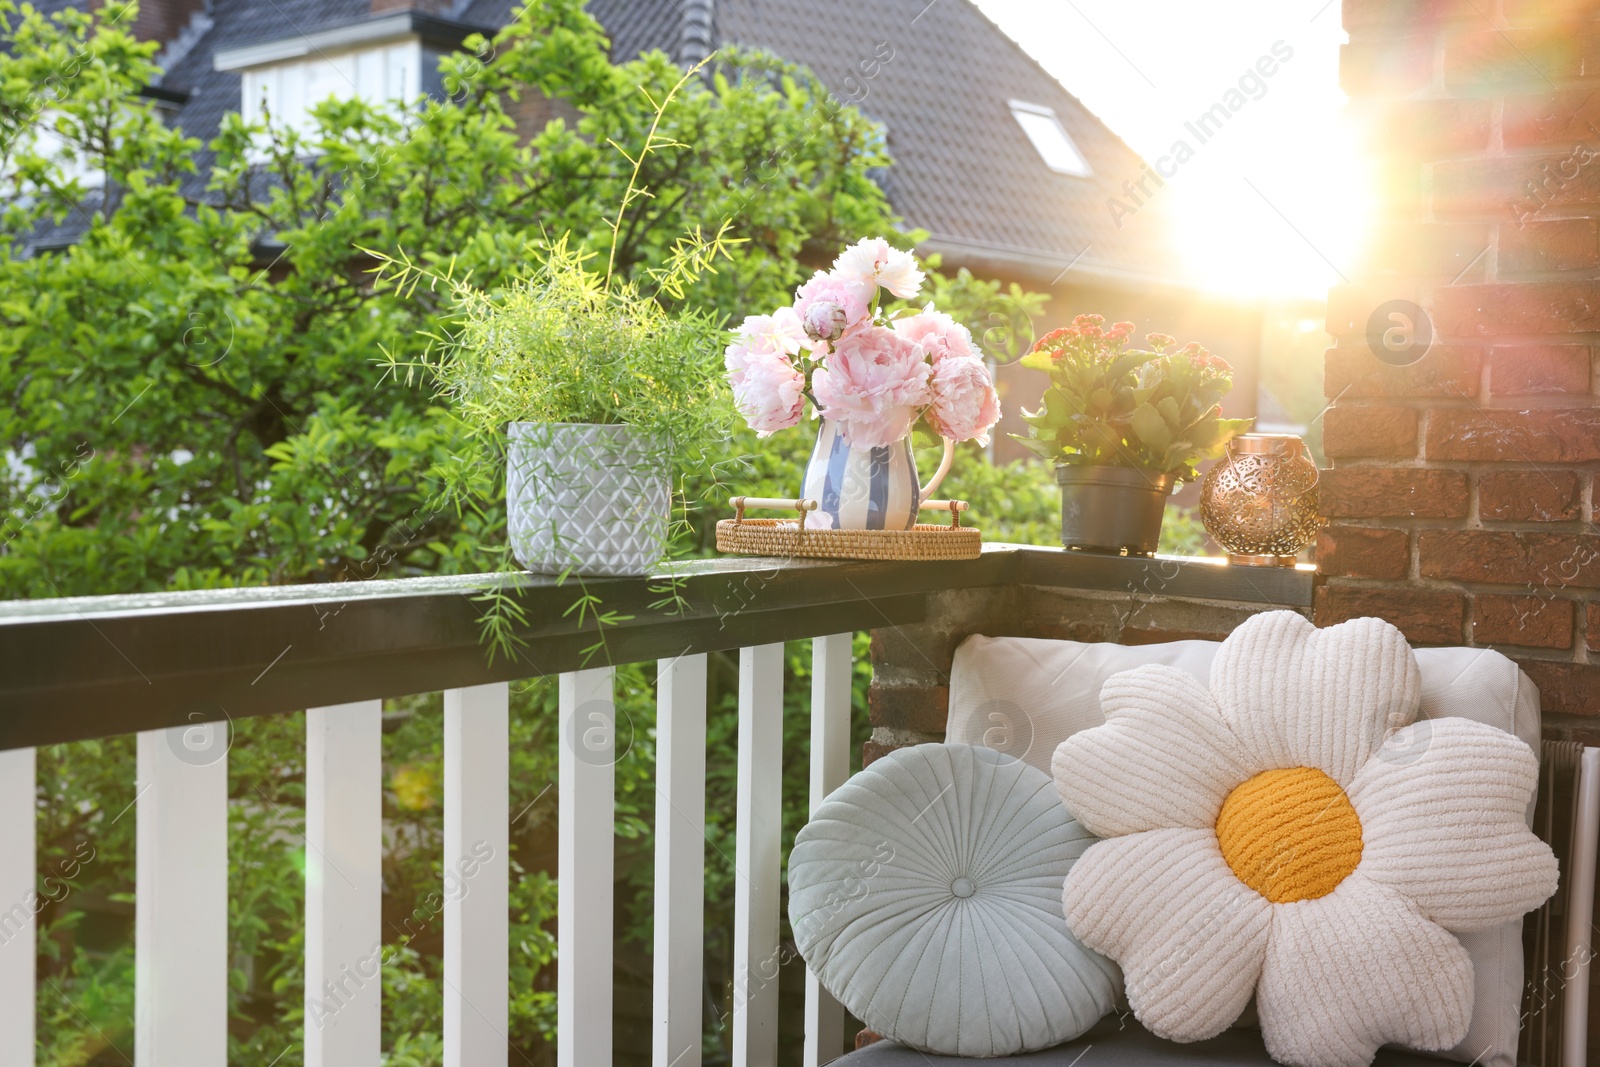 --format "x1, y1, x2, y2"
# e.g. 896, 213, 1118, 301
1146, 332, 1175, 351
1030, 327, 1075, 353
1193, 352, 1233, 375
